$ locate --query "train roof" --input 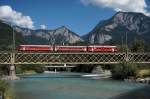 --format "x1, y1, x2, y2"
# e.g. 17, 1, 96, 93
20, 45, 53, 47
88, 45, 117, 47
55, 46, 87, 47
